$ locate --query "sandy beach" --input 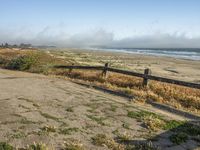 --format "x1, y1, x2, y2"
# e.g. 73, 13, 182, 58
51, 48, 200, 83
